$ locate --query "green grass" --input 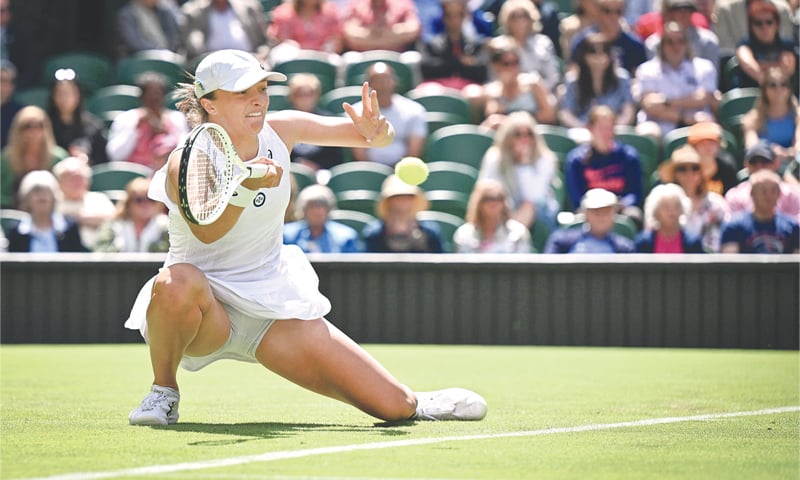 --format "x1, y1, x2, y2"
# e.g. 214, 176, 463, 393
1, 345, 798, 479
